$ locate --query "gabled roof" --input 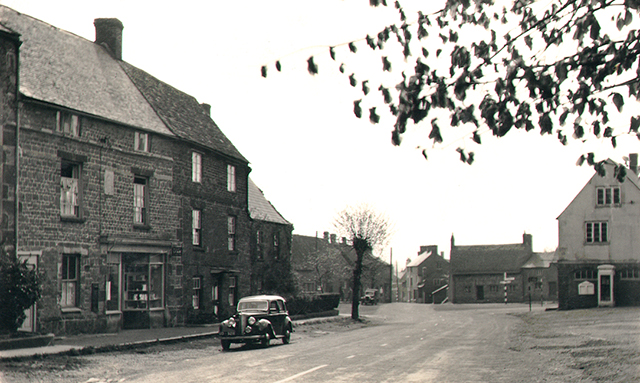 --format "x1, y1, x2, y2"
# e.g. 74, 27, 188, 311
0, 5, 247, 162
248, 178, 291, 226
0, 6, 172, 136
558, 159, 640, 219
406, 250, 432, 268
